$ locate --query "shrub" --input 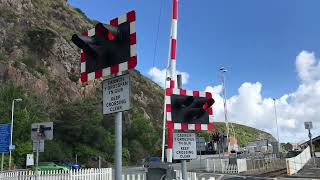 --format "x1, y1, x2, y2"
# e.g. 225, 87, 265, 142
74, 8, 86, 17
0, 52, 7, 62
35, 66, 48, 75
24, 28, 56, 56
21, 56, 37, 69
69, 73, 79, 82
